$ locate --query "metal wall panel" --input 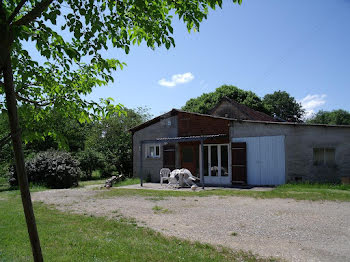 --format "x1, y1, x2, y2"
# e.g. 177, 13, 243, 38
233, 136, 285, 185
